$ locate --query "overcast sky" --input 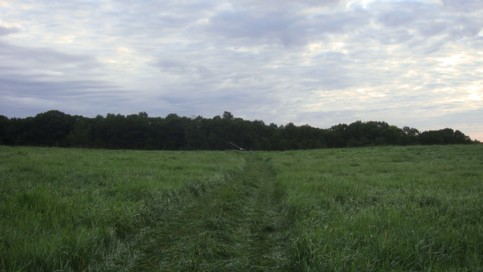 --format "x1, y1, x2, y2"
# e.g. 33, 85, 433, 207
1, 0, 482, 140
